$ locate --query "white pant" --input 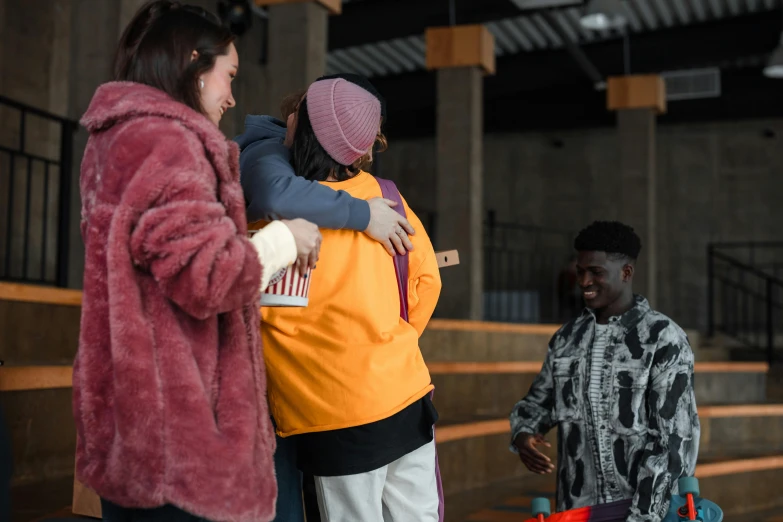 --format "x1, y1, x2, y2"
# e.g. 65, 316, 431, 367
313, 440, 439, 522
